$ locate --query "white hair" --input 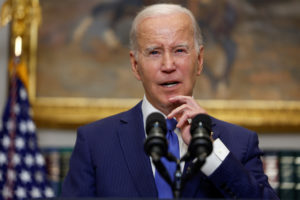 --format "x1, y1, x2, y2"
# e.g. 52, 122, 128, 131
129, 3, 203, 56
